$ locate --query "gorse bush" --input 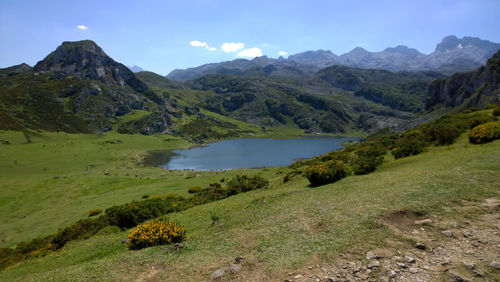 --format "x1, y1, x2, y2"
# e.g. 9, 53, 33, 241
304, 160, 353, 186
128, 219, 185, 250
469, 122, 500, 144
